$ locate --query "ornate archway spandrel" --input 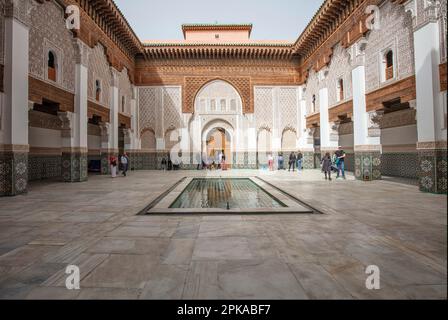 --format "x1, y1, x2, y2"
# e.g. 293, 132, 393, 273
183, 76, 253, 114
